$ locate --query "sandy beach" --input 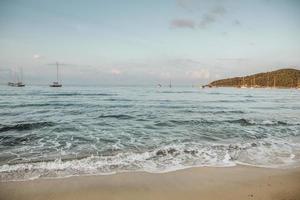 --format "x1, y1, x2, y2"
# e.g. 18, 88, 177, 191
0, 166, 300, 200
